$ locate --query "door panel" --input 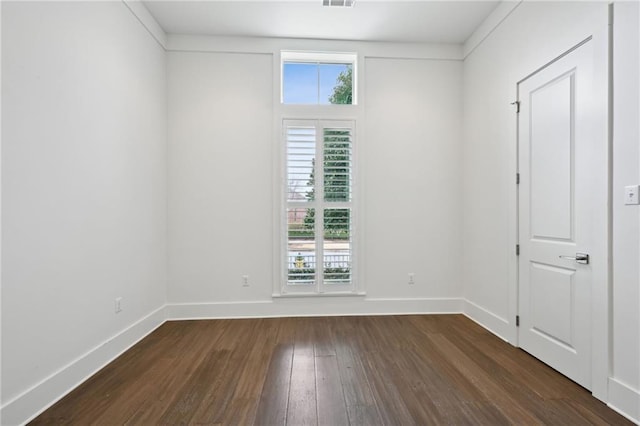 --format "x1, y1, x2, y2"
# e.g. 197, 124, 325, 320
530, 72, 574, 241
530, 262, 575, 348
518, 41, 594, 389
